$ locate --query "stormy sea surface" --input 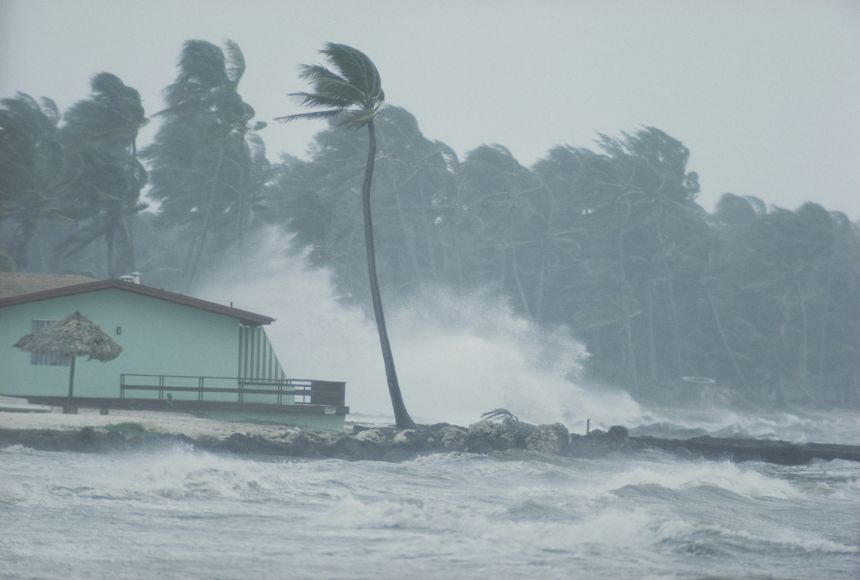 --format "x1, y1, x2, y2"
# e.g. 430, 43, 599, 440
2, 419, 859, 580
